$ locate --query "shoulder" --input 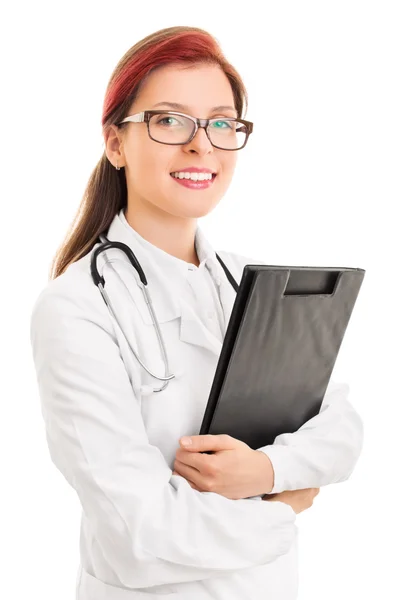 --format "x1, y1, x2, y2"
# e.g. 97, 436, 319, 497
29, 250, 110, 339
